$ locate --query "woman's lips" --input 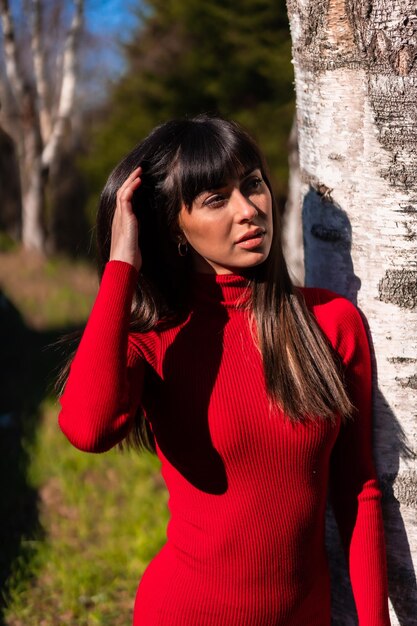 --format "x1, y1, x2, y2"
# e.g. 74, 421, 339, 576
235, 231, 265, 249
